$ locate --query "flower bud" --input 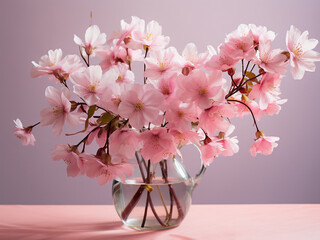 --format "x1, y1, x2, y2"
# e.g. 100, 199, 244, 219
204, 136, 212, 145
124, 37, 131, 45
281, 51, 290, 62
255, 130, 265, 139
70, 101, 78, 112
182, 66, 191, 76
218, 132, 225, 139
96, 147, 106, 157
227, 68, 235, 76
85, 45, 93, 56
259, 68, 265, 75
